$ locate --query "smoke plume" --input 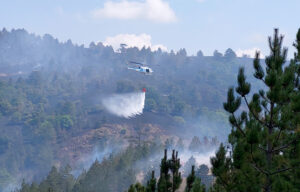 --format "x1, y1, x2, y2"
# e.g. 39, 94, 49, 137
102, 91, 145, 118
180, 149, 216, 167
